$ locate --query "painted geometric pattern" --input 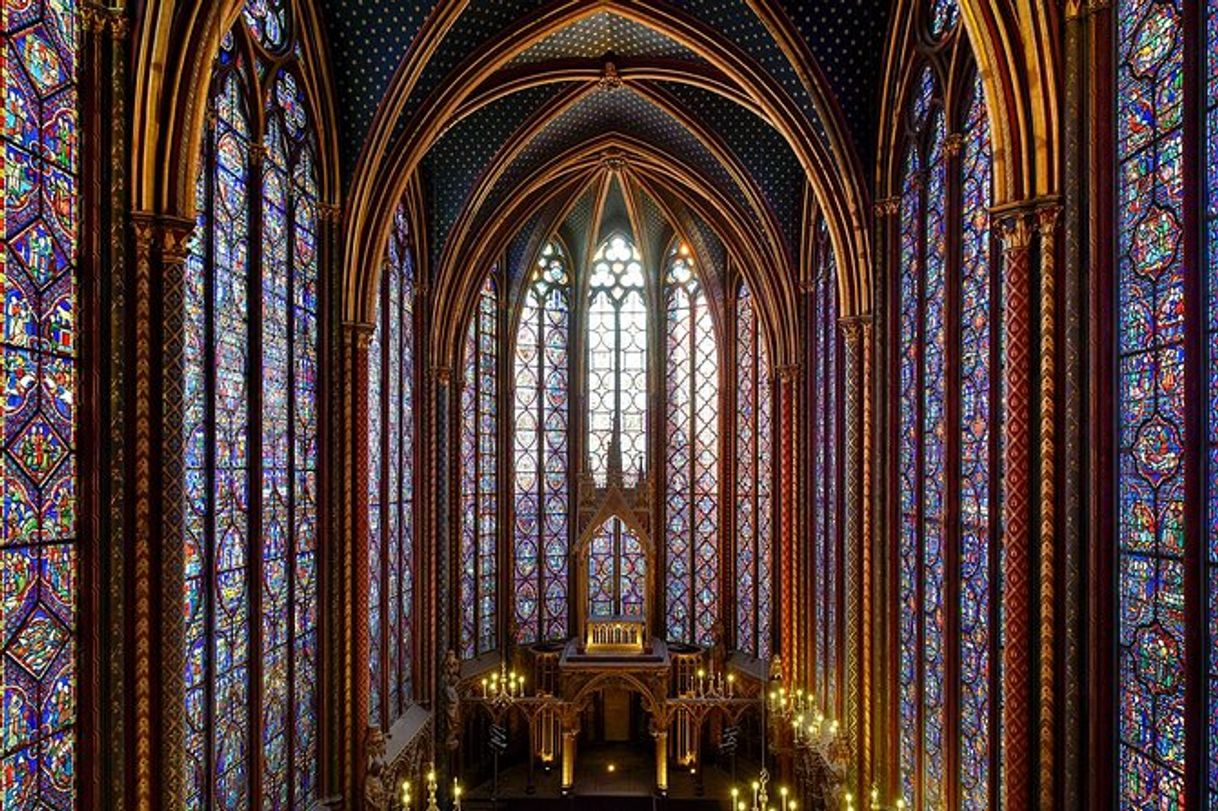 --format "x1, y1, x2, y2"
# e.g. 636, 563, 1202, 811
461, 276, 497, 658
664, 242, 719, 647
1116, 0, 1187, 805
736, 283, 772, 659
587, 235, 647, 488
513, 242, 569, 644
369, 203, 414, 728
1, 0, 77, 806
